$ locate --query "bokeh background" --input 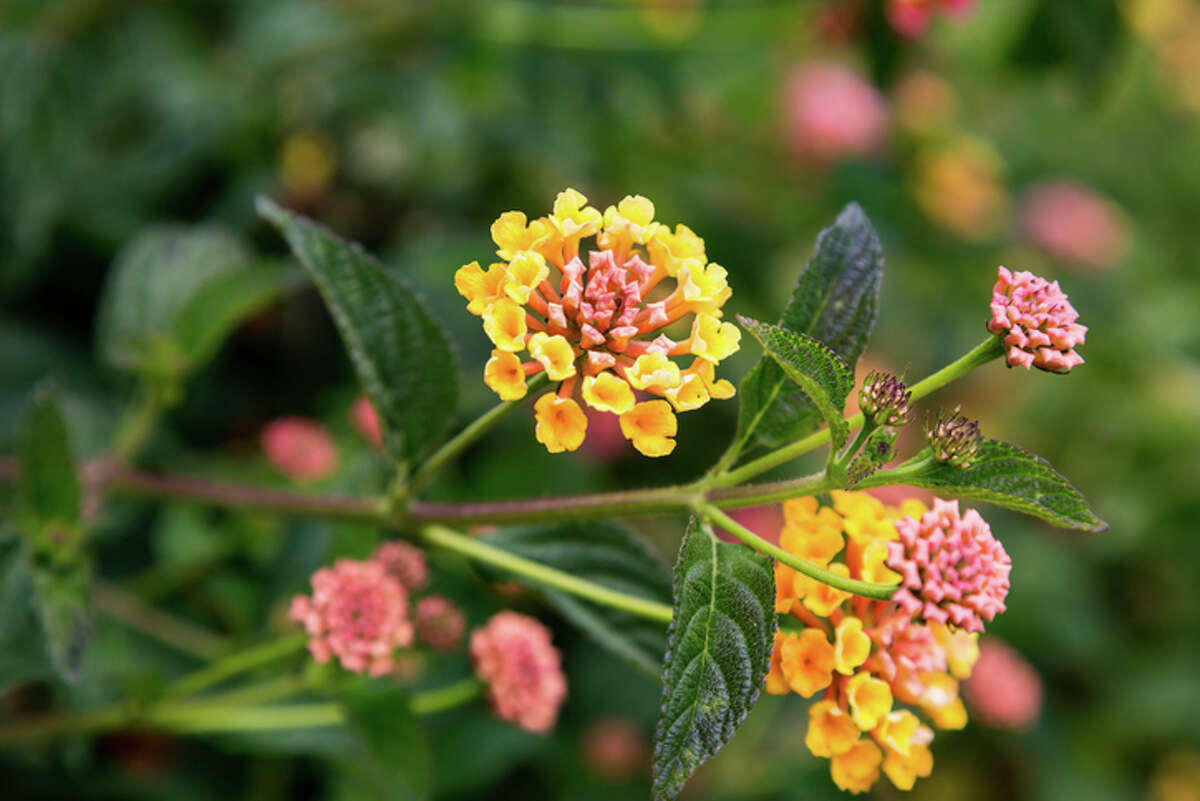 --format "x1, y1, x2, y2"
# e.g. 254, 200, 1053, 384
2, 1, 1200, 799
